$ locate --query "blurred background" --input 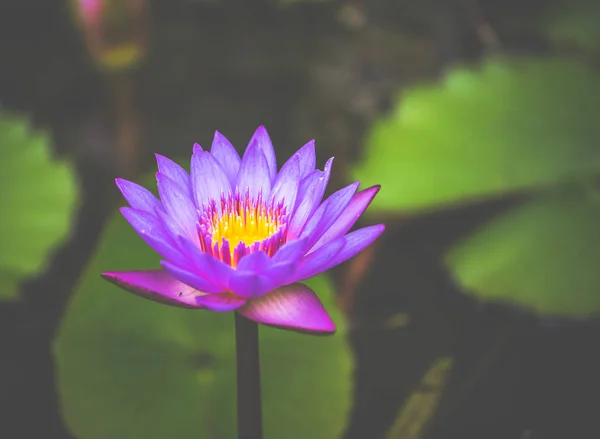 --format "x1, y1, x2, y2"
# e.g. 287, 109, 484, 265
1, 0, 600, 438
